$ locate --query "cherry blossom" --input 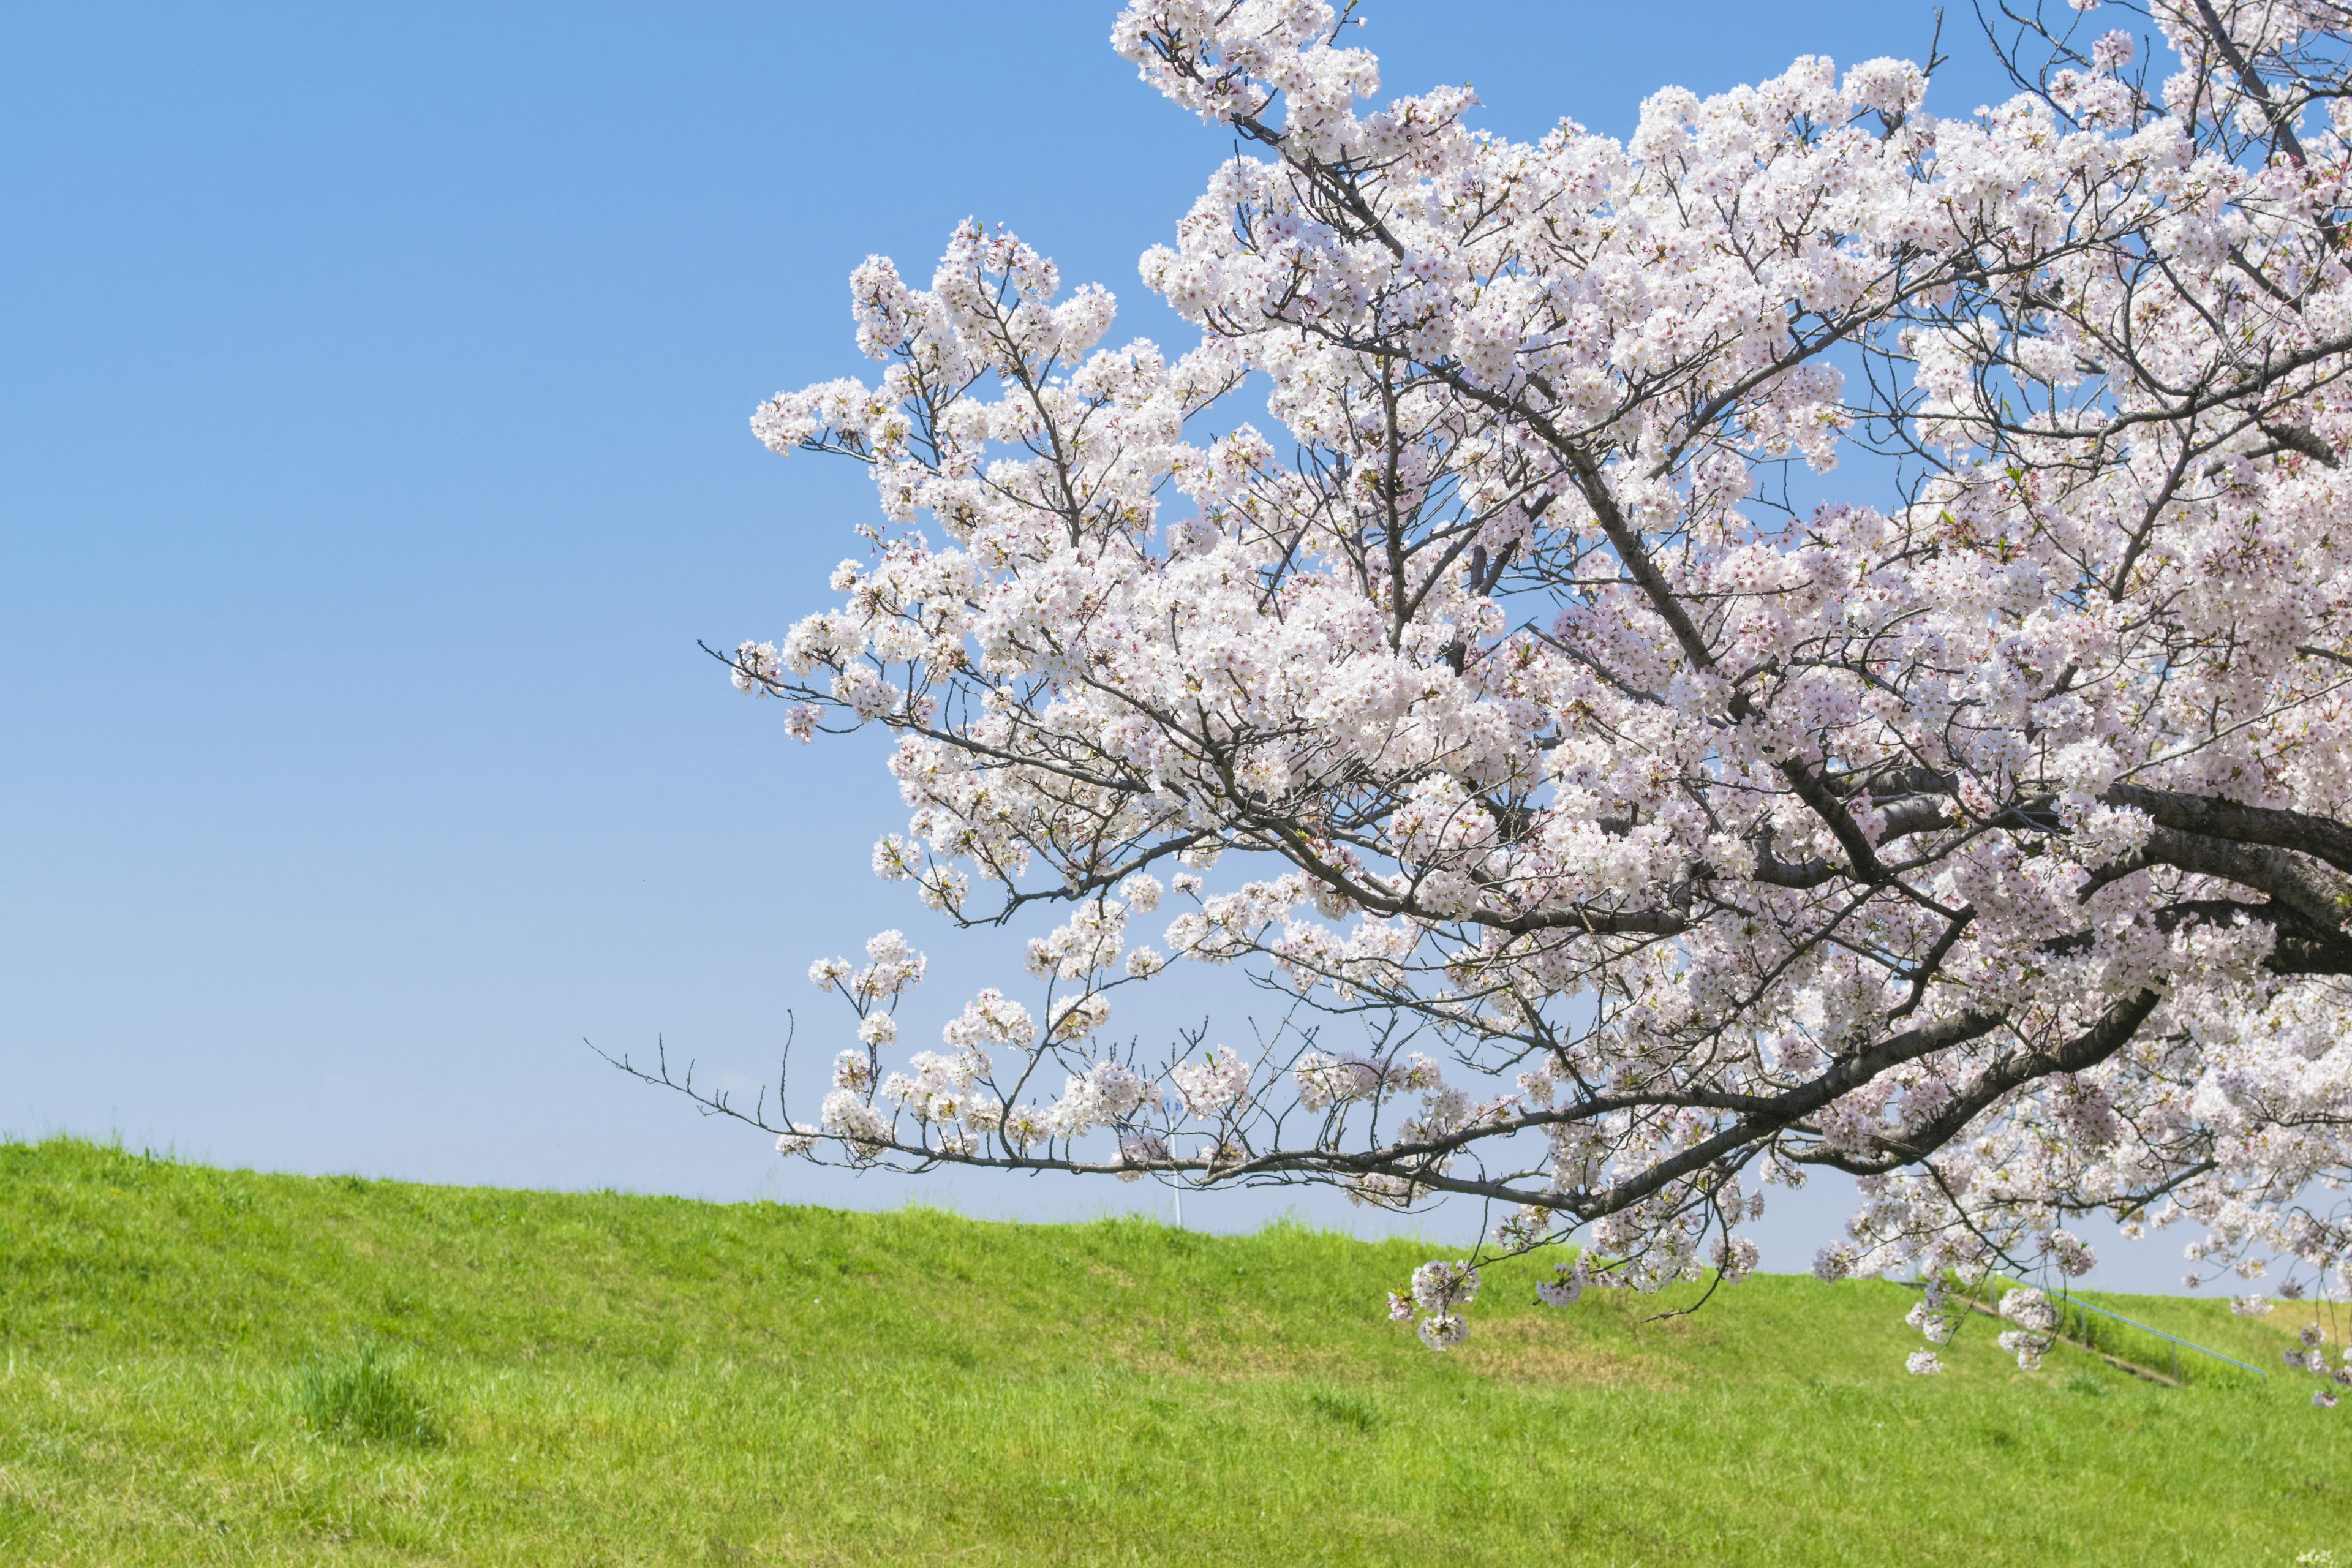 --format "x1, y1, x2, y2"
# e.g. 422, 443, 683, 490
630, 0, 2352, 1370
